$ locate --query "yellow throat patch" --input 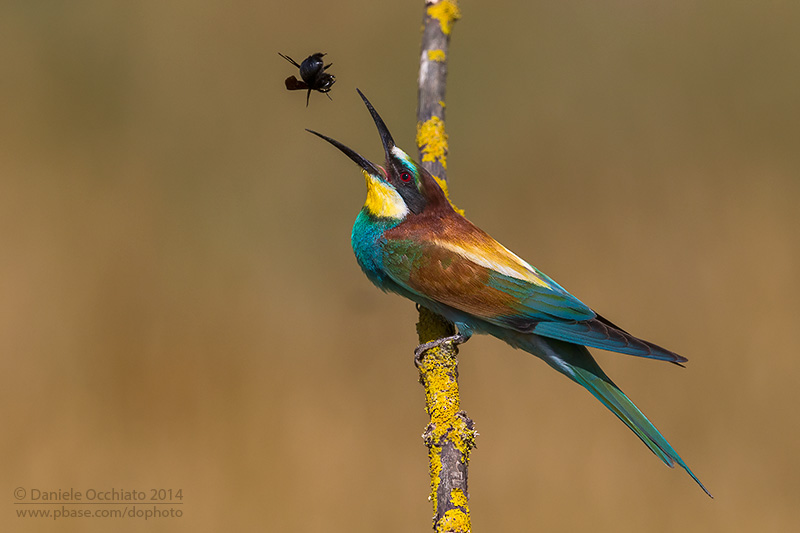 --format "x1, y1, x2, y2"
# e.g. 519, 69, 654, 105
363, 170, 409, 219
